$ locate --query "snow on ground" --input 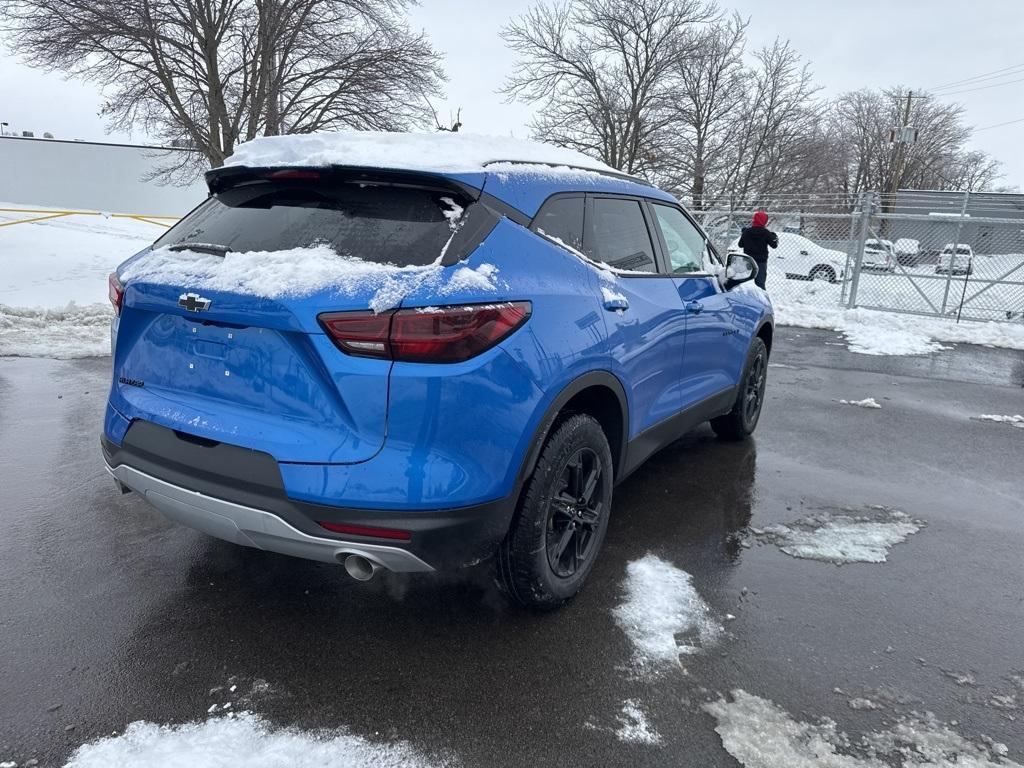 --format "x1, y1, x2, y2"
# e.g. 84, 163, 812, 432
750, 507, 924, 565
839, 398, 882, 409
704, 689, 1019, 768
0, 204, 158, 358
122, 245, 500, 314
614, 700, 663, 746
226, 131, 617, 175
63, 712, 452, 768
976, 414, 1024, 429
612, 554, 723, 671
775, 301, 1024, 356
